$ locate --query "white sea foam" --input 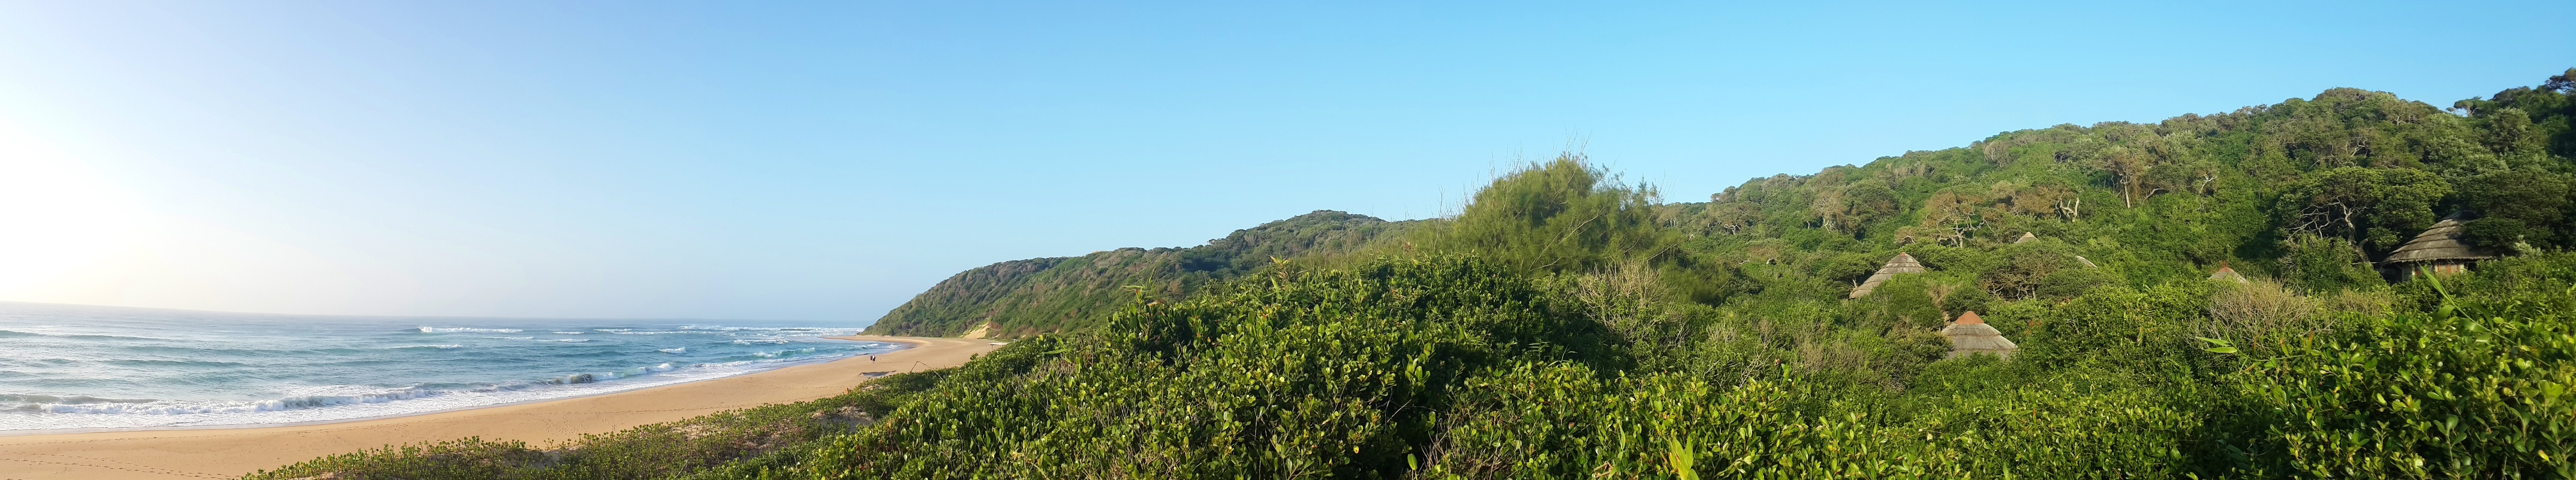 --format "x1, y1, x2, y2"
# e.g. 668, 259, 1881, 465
19, 385, 442, 415
420, 327, 523, 333
749, 347, 819, 359
0, 357, 856, 431
0, 301, 898, 433
682, 325, 855, 334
